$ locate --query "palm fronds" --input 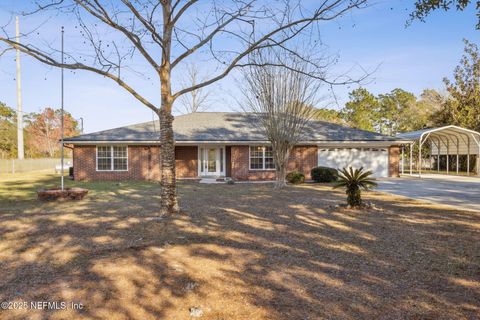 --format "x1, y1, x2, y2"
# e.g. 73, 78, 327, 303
334, 167, 377, 207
